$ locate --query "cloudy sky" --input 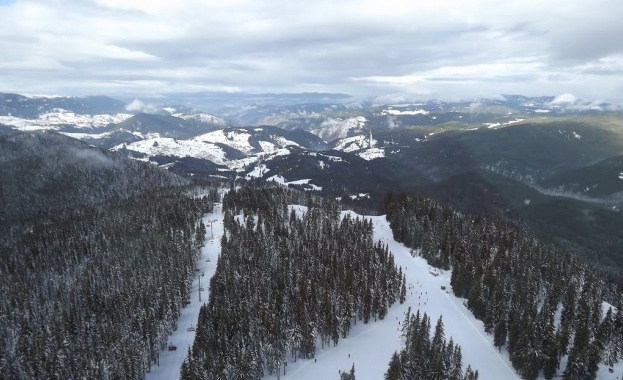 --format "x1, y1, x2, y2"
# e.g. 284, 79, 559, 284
1, 0, 622, 102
